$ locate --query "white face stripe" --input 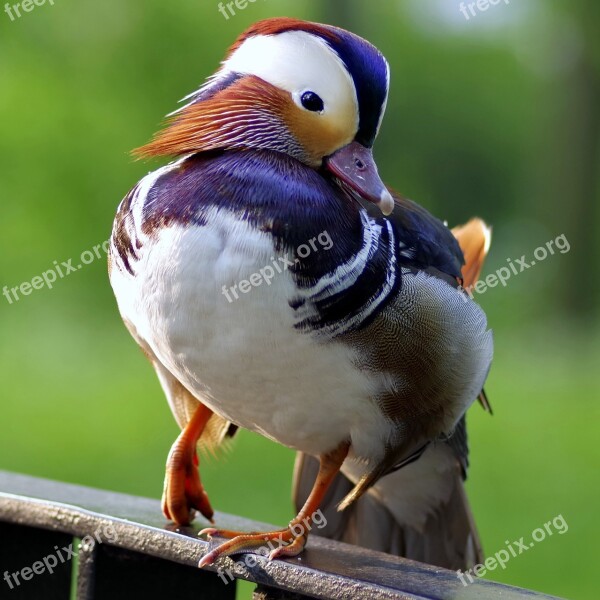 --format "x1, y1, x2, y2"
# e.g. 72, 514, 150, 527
218, 31, 360, 133
375, 60, 391, 138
